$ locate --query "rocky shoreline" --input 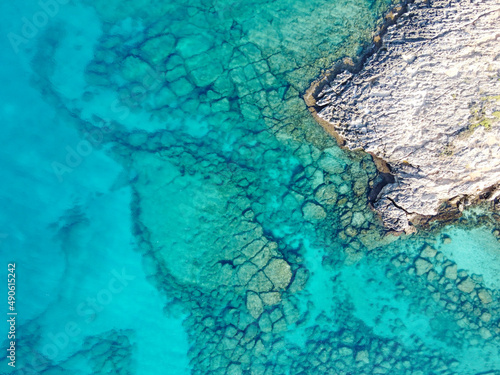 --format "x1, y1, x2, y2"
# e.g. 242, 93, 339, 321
306, 0, 500, 231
